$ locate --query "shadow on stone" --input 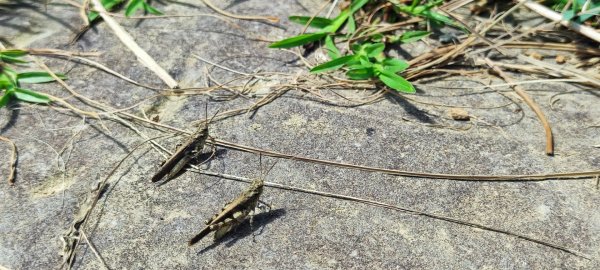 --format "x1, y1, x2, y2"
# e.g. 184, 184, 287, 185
197, 208, 286, 255
385, 90, 434, 124
0, 103, 20, 134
